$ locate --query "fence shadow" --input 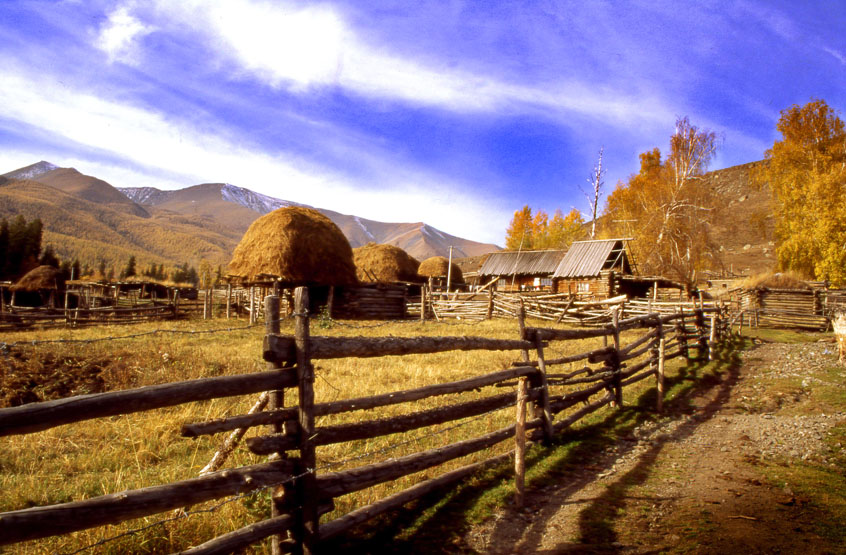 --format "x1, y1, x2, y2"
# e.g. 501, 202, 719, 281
321, 338, 745, 554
